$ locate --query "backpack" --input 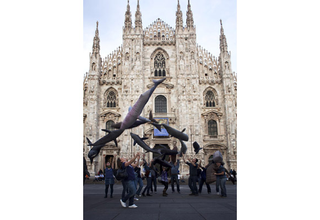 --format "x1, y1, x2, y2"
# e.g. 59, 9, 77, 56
115, 167, 128, 181
205, 162, 218, 184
